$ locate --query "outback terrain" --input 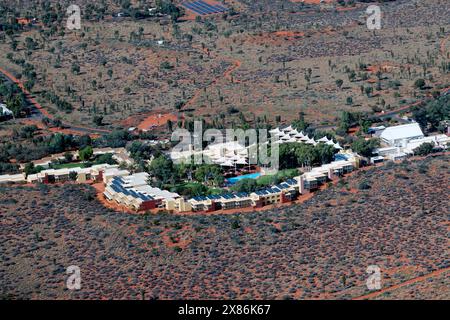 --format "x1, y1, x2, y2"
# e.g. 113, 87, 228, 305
0, 0, 449, 301
0, 155, 448, 299
0, 0, 449, 131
